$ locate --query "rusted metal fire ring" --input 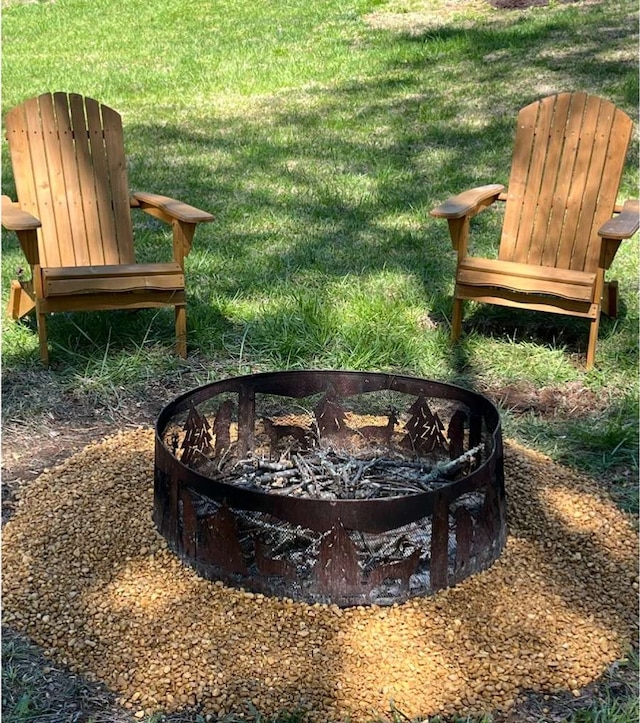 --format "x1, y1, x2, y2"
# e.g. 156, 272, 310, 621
154, 370, 506, 607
